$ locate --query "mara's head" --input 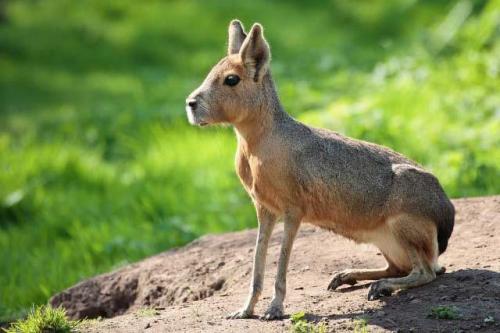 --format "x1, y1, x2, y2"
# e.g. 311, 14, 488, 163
185, 20, 272, 127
